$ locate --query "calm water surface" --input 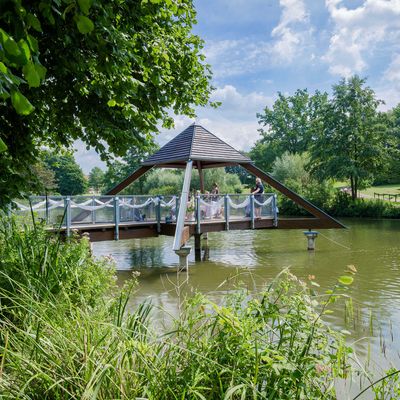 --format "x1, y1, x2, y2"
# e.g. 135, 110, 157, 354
92, 219, 400, 398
